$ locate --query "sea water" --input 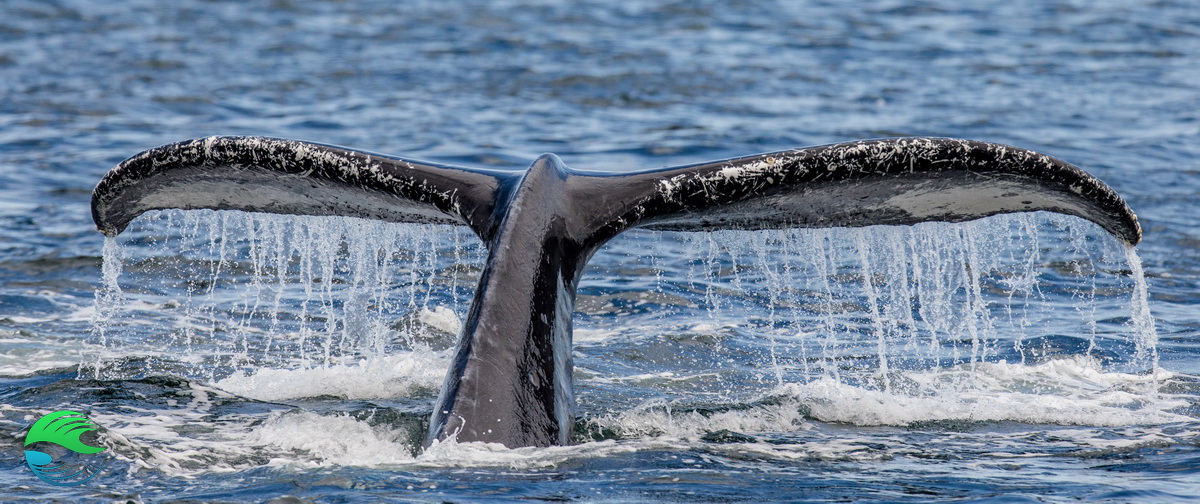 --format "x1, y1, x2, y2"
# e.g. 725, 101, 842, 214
2, 0, 1199, 501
